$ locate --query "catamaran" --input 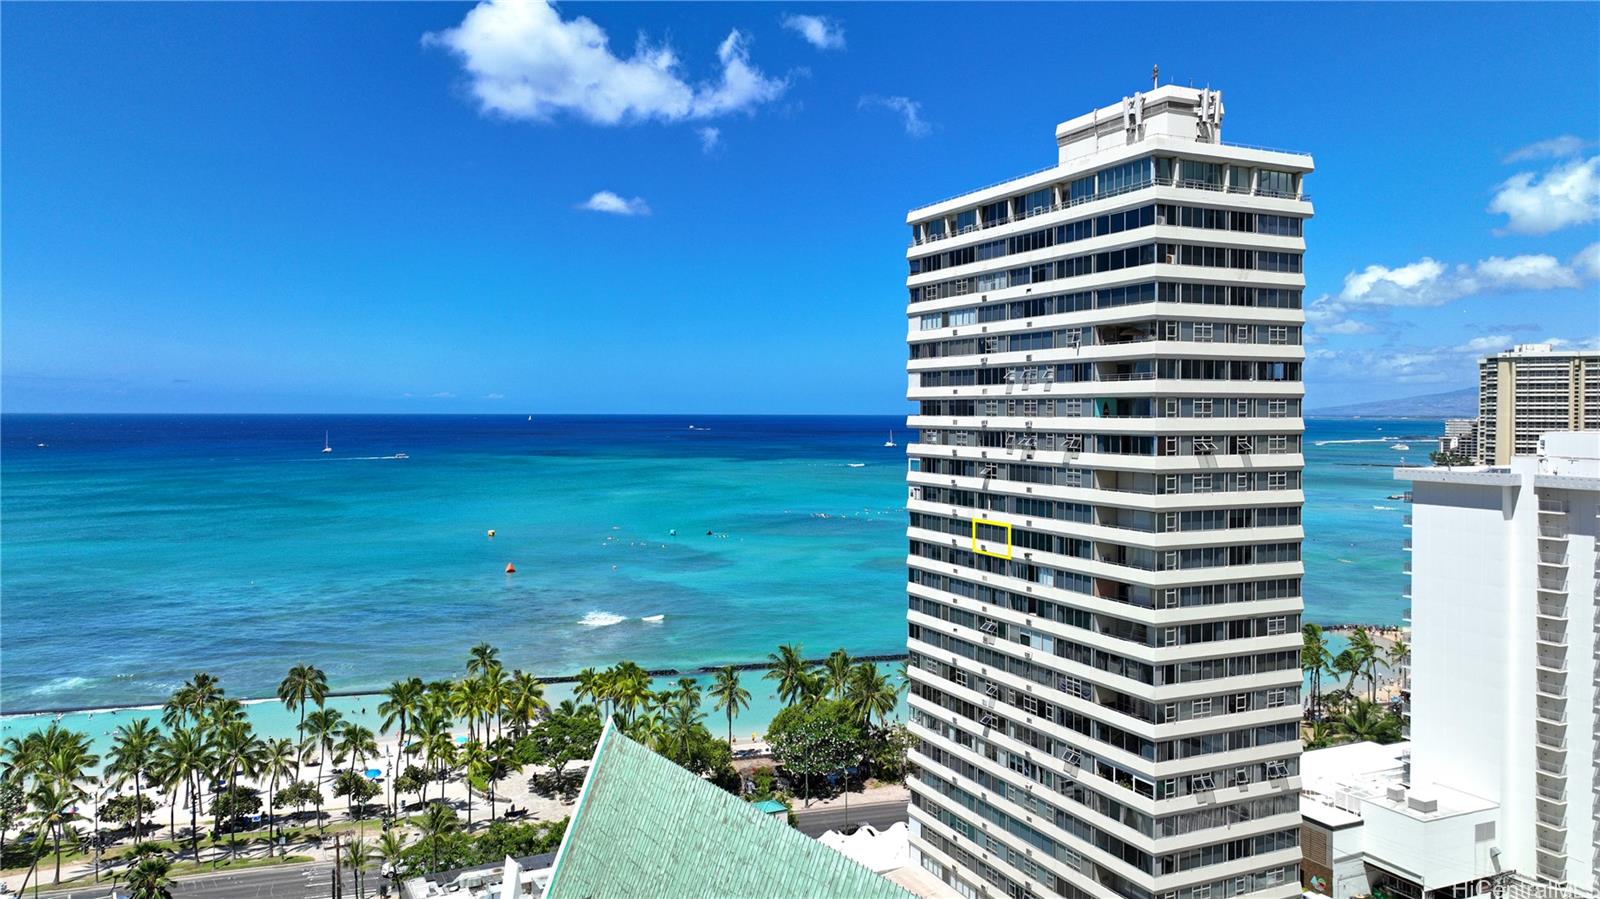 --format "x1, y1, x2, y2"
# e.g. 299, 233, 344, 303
883, 431, 897, 447
322, 431, 332, 454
